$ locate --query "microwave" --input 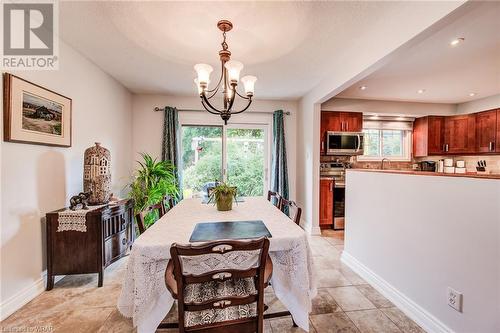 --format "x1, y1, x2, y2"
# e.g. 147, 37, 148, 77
325, 131, 364, 155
